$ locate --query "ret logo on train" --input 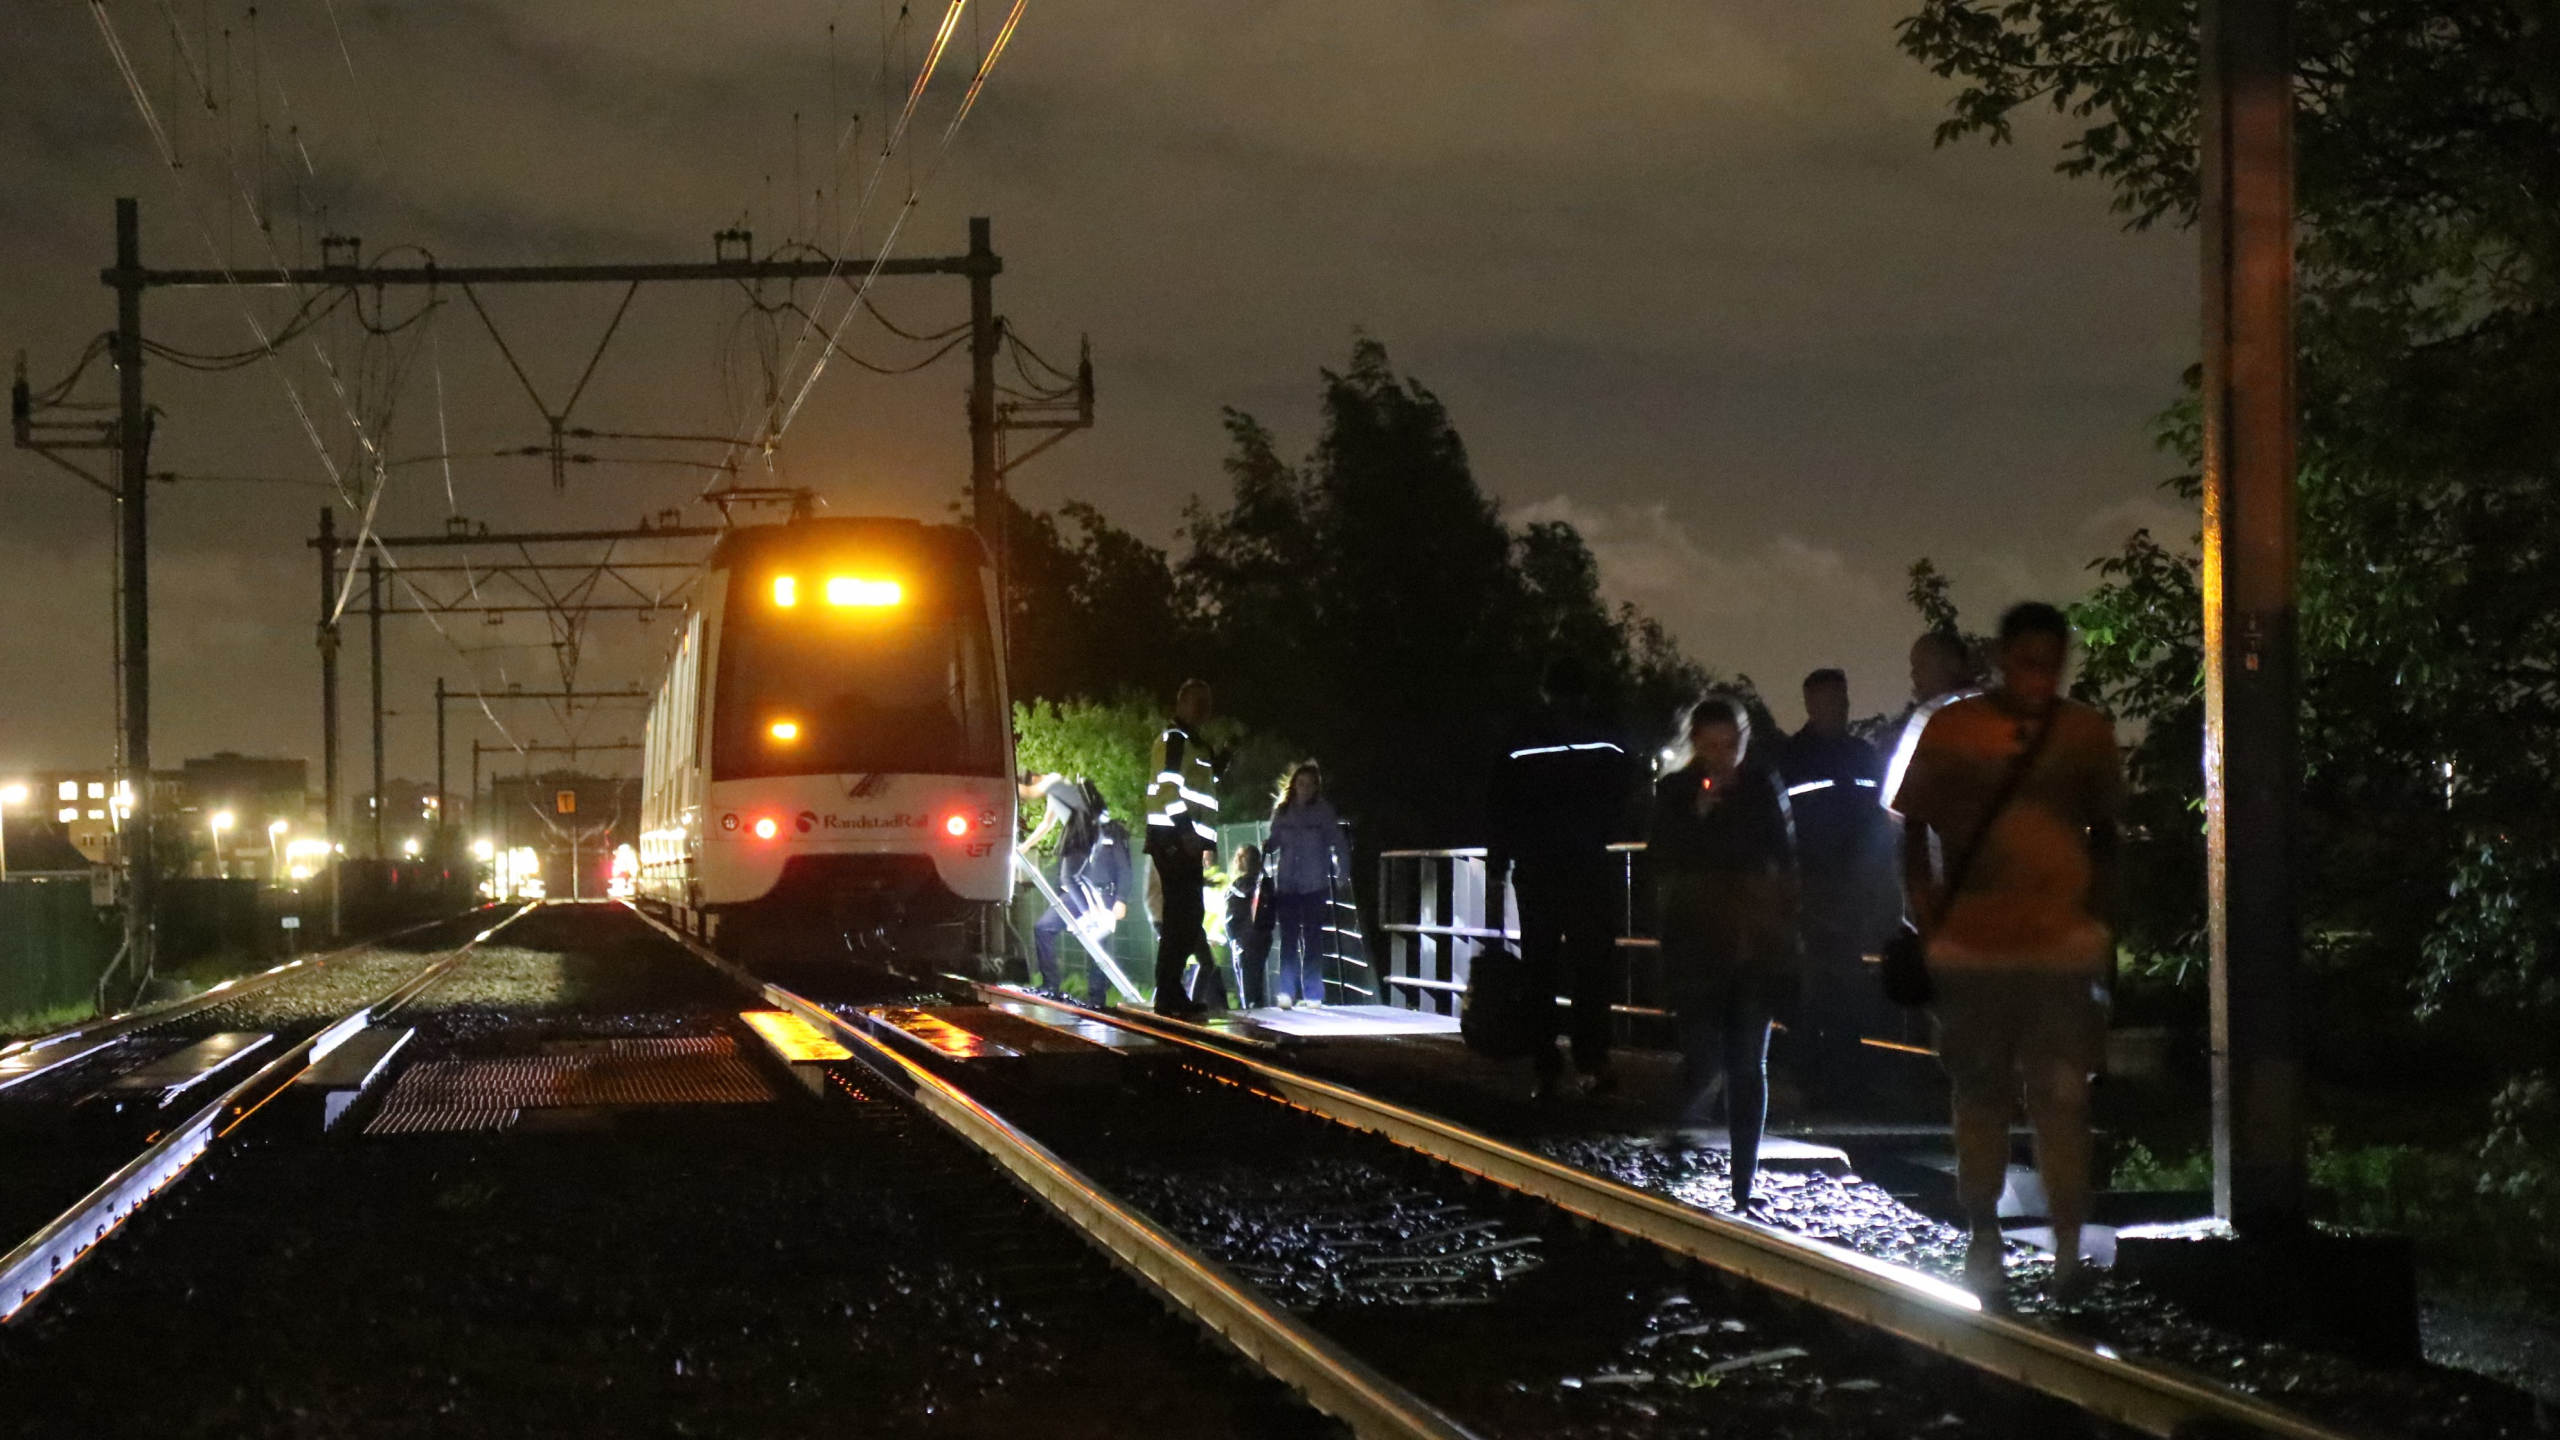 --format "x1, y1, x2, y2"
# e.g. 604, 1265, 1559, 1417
634, 516, 1014, 972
